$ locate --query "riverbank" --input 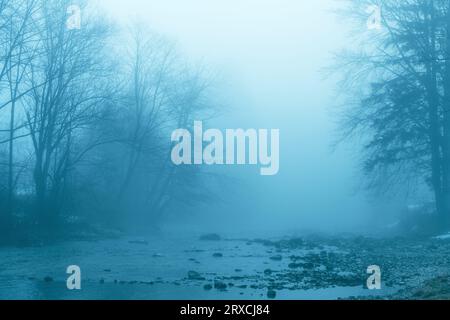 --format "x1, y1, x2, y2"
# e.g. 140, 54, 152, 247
0, 232, 448, 300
